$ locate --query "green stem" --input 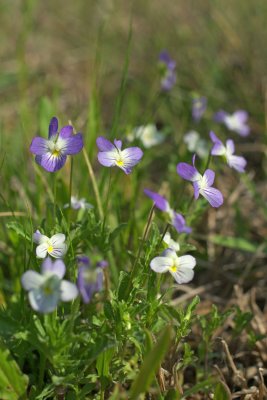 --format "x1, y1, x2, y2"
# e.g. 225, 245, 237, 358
38, 351, 46, 390
125, 205, 155, 299
82, 148, 104, 220
53, 175, 57, 219
68, 158, 74, 223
